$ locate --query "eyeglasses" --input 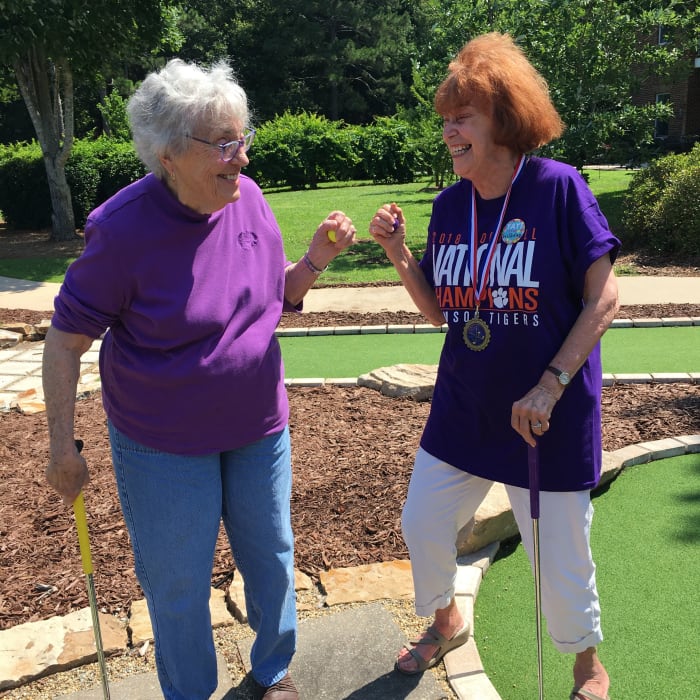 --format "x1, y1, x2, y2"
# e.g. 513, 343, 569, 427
188, 128, 256, 162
